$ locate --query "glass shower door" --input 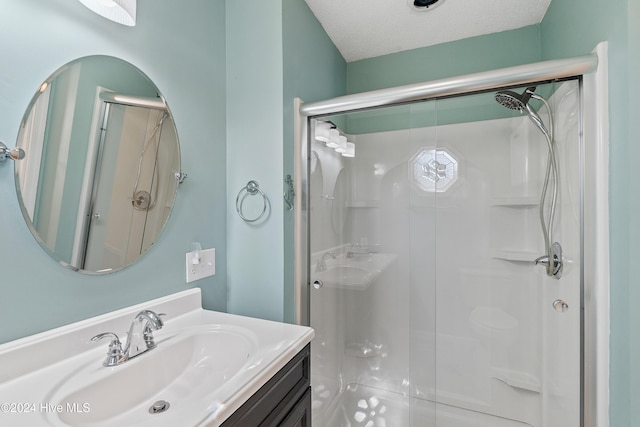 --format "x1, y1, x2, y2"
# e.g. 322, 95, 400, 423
309, 100, 438, 427
308, 79, 582, 427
